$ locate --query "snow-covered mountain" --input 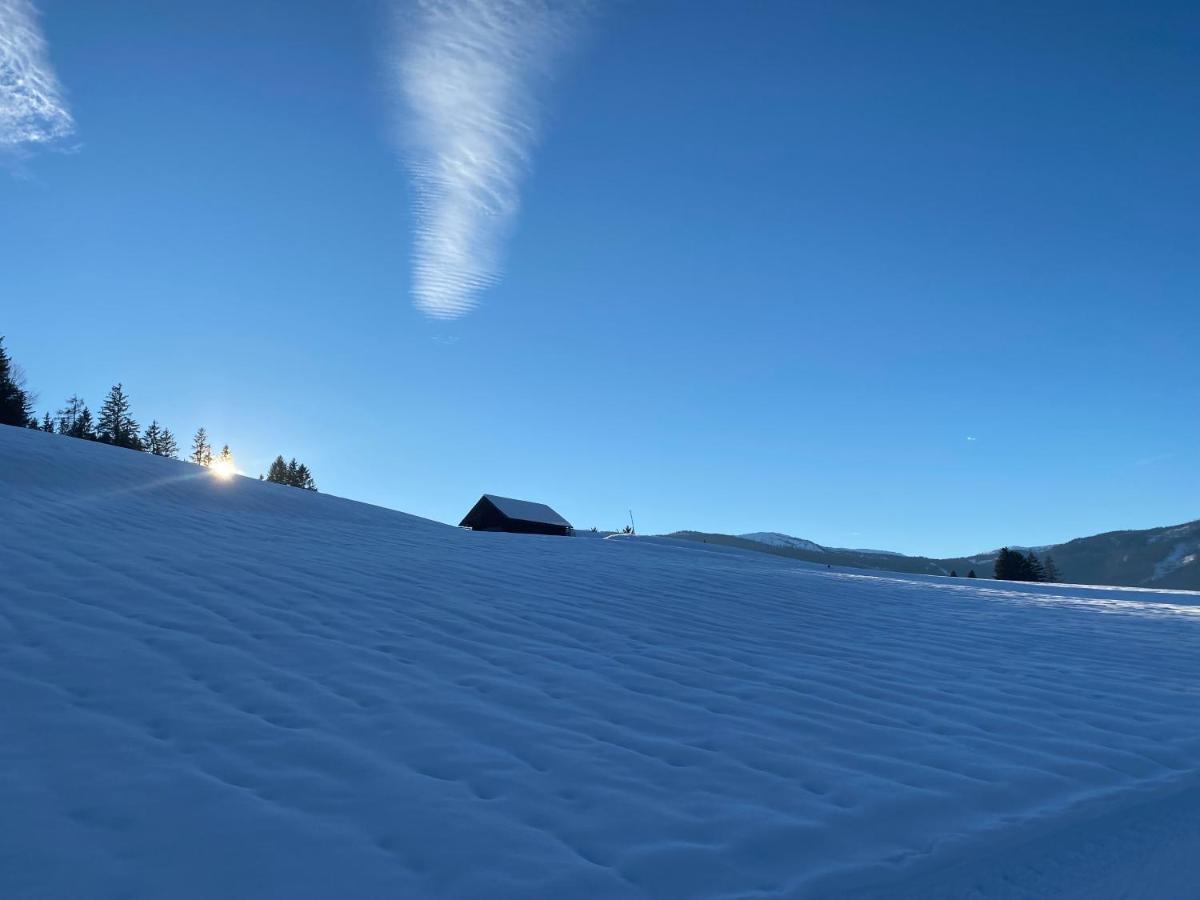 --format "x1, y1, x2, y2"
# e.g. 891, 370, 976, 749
4, 424, 1200, 898
738, 531, 826, 552
738, 533, 906, 559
